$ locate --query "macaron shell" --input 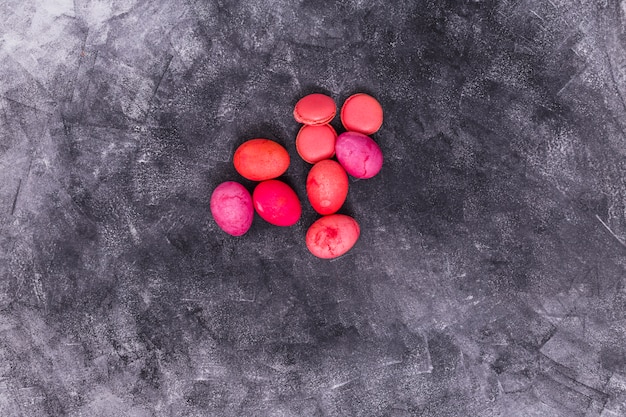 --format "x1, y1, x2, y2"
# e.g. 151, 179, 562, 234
293, 93, 337, 125
295, 124, 337, 164
340, 93, 383, 135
